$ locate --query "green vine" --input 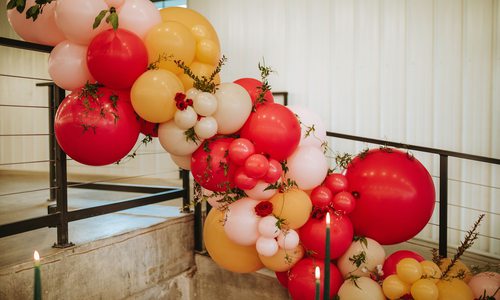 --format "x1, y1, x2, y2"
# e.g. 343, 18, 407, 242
115, 135, 153, 164
148, 53, 173, 70
174, 55, 227, 93
254, 59, 274, 108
